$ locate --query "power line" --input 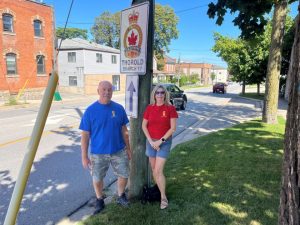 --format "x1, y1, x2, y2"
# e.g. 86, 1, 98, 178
56, 4, 209, 25
175, 4, 208, 14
